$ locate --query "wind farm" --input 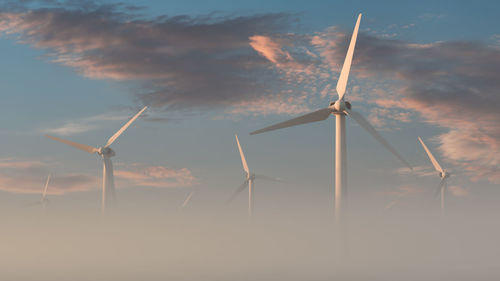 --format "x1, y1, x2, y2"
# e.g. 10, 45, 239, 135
0, 1, 499, 280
